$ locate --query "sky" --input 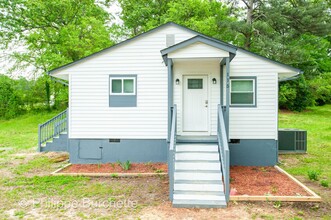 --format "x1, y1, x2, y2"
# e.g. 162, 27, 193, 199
1, 1, 122, 80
